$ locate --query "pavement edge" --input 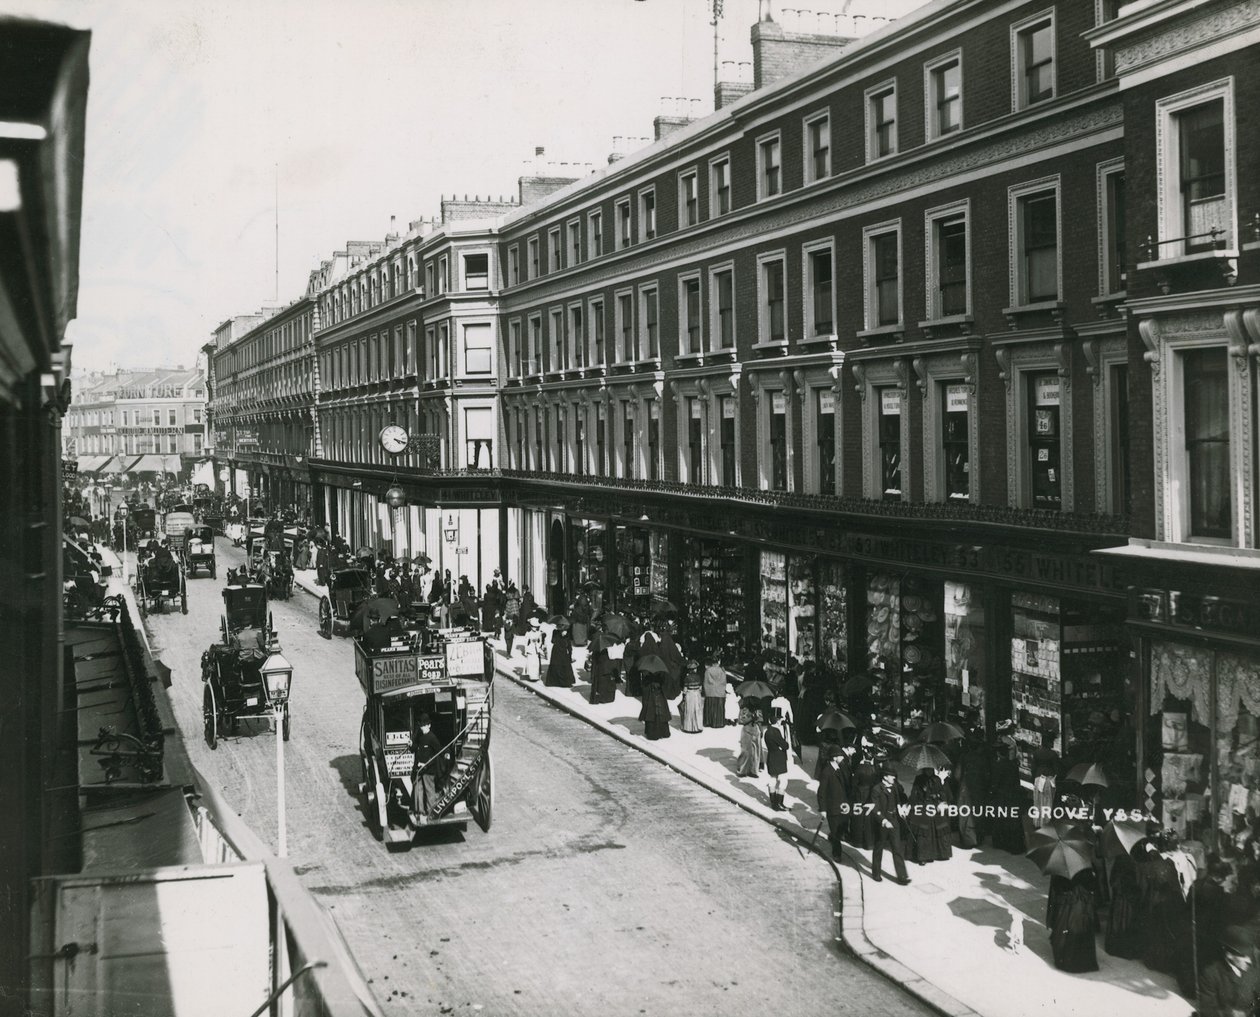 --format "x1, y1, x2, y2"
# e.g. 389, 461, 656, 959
288, 571, 978, 1017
